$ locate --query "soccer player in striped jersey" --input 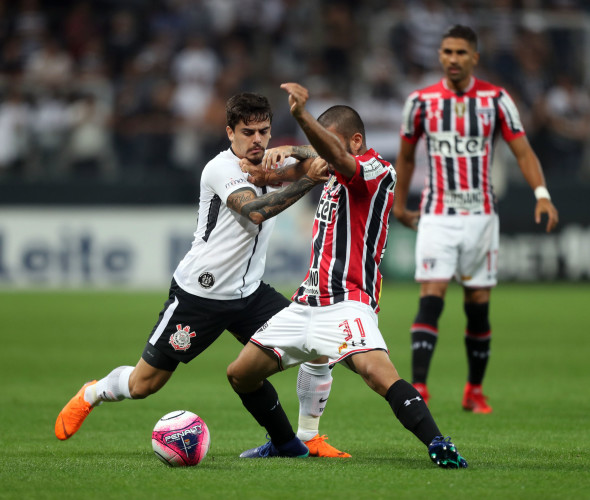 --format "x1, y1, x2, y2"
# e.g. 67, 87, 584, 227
393, 25, 559, 413
55, 91, 349, 457
227, 82, 467, 469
